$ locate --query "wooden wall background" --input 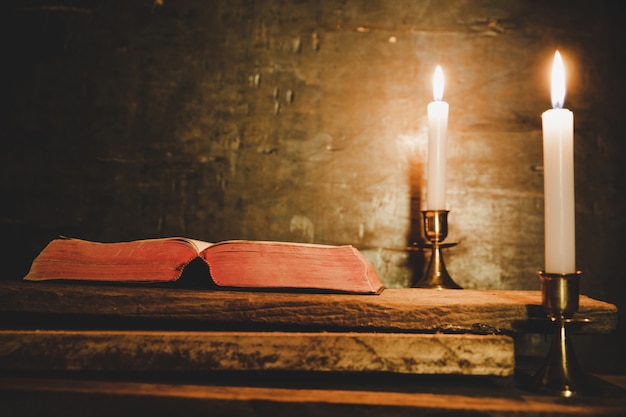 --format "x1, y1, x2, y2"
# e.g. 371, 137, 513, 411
3, 1, 625, 373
